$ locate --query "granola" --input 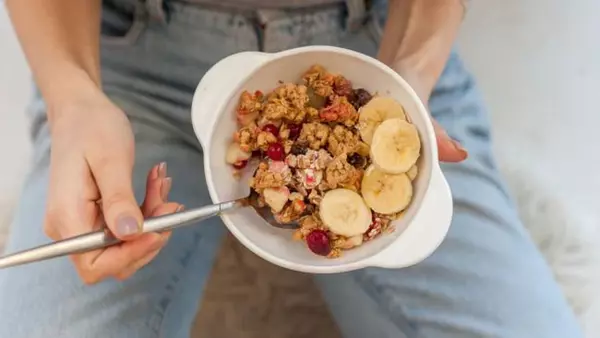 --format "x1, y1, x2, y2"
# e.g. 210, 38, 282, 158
225, 64, 422, 258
